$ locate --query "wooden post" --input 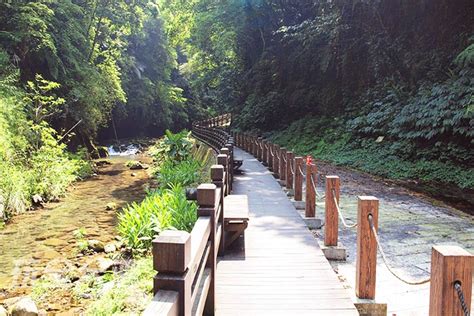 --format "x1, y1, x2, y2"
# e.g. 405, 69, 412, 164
262, 140, 268, 165
152, 230, 192, 316
217, 153, 229, 196
294, 157, 303, 201
273, 145, 280, 177
325, 176, 340, 246
305, 163, 316, 217
279, 148, 287, 181
268, 143, 274, 170
286, 151, 294, 190
211, 165, 225, 255
429, 245, 473, 316
355, 196, 379, 299
257, 137, 263, 161
225, 144, 233, 191
252, 137, 258, 156
197, 184, 218, 314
